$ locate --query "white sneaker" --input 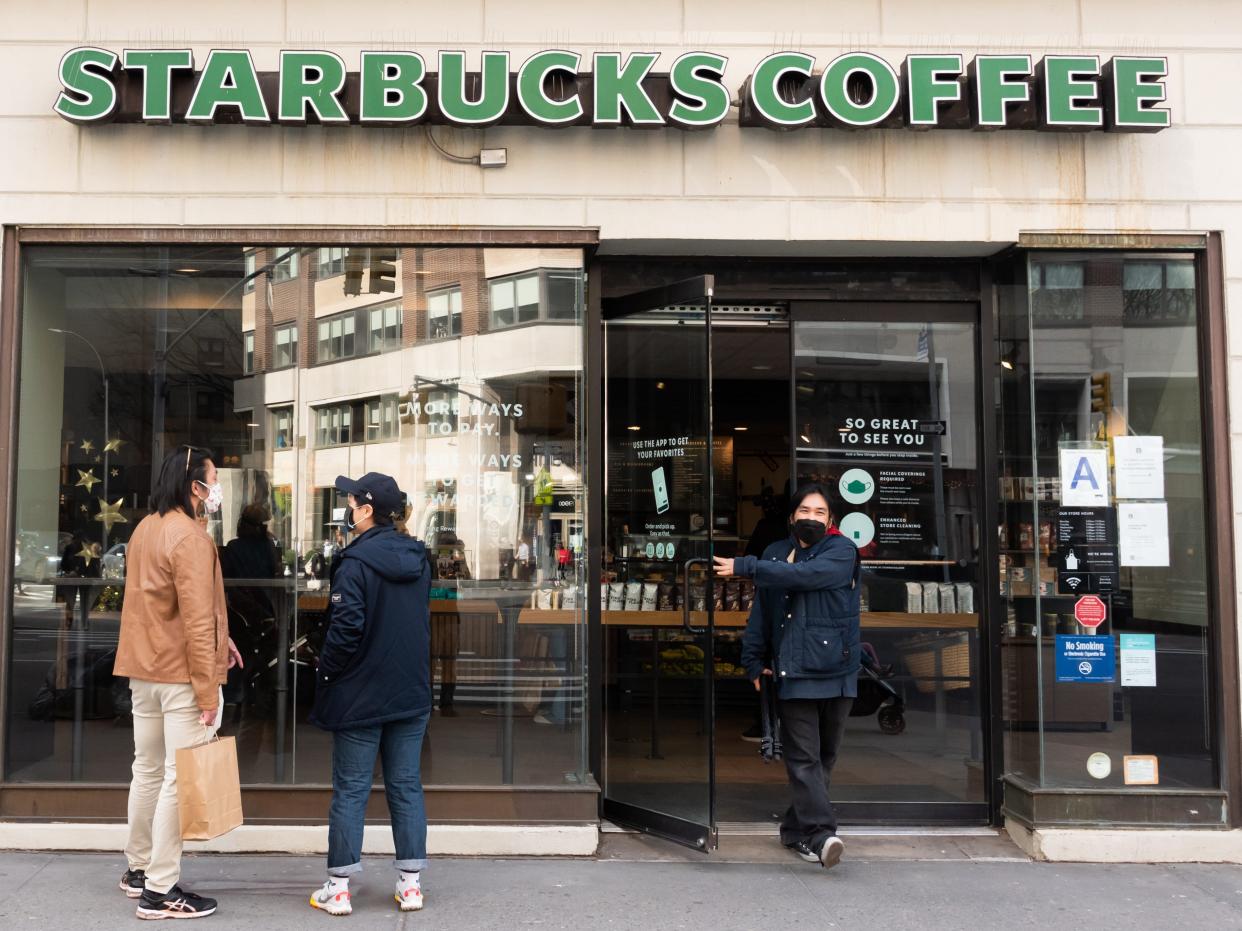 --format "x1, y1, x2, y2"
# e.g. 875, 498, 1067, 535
310, 881, 352, 916
819, 835, 845, 870
395, 874, 424, 912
